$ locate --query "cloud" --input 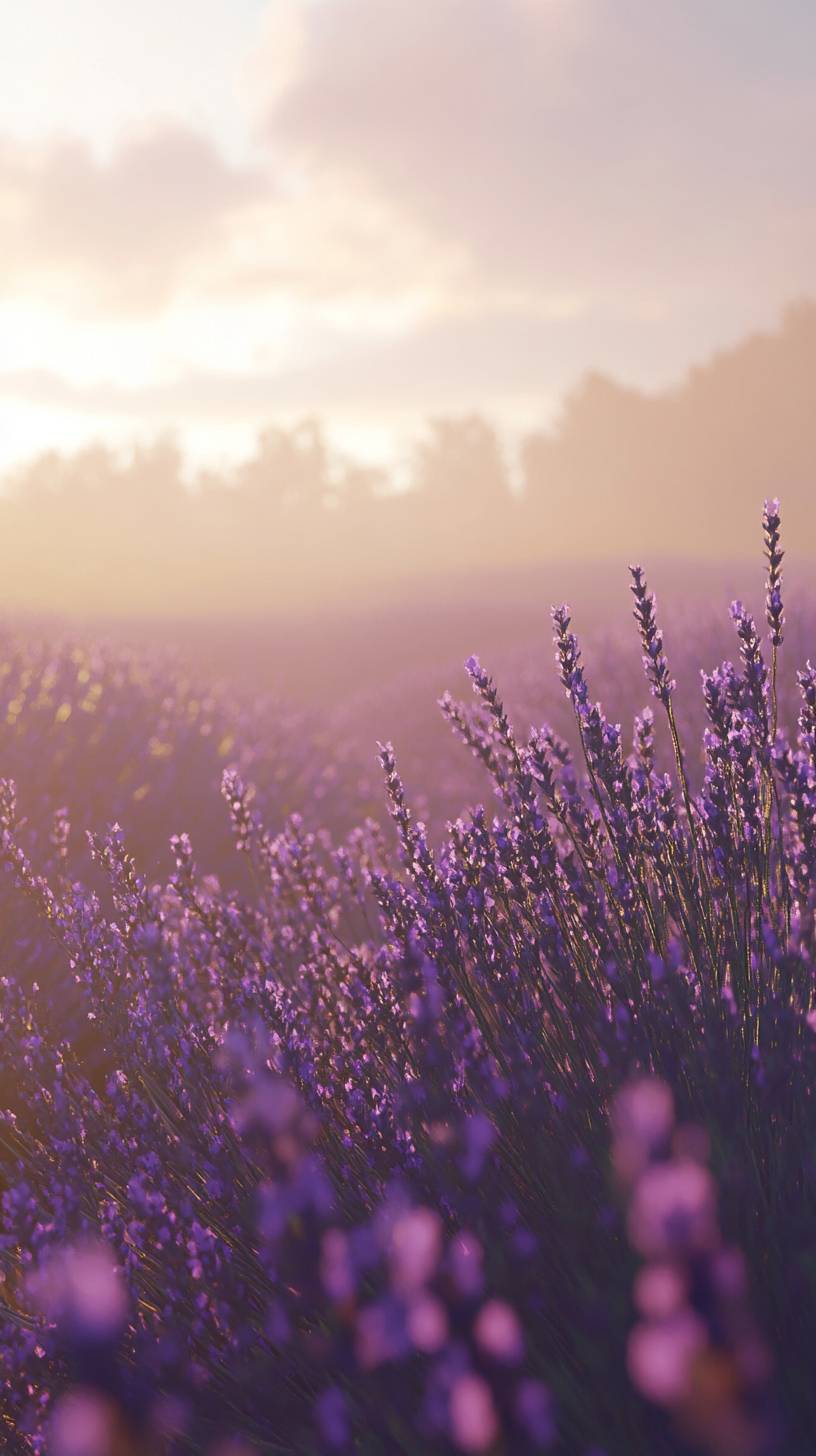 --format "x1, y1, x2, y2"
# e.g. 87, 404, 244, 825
1, 300, 816, 627
0, 117, 467, 318
7, 2, 814, 336
0, 300, 669, 424
3, 0, 816, 463
0, 125, 269, 312
264, 0, 816, 308
0, 291, 781, 434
